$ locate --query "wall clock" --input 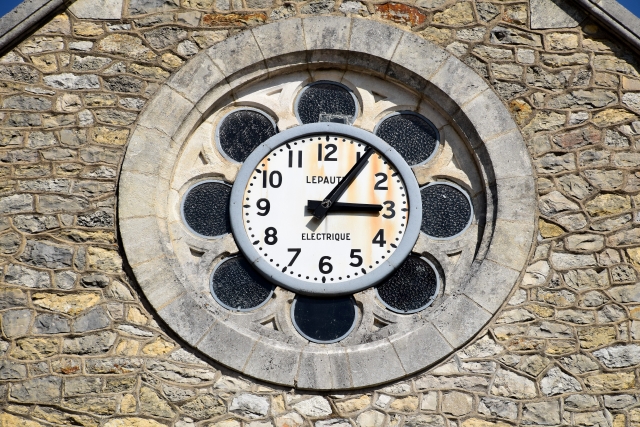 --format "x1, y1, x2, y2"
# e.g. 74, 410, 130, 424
229, 123, 422, 296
